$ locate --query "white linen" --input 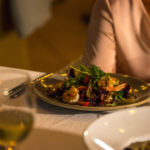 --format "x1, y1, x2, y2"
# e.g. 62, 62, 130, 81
1, 66, 150, 150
